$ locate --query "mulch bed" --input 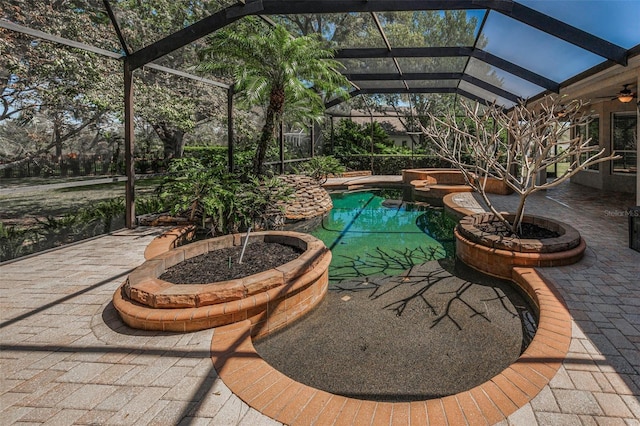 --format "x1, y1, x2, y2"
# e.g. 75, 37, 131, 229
159, 241, 303, 284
